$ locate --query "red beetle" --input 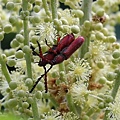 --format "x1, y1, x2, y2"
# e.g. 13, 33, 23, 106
31, 33, 75, 66
50, 36, 85, 65
52, 33, 75, 54
30, 34, 84, 93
